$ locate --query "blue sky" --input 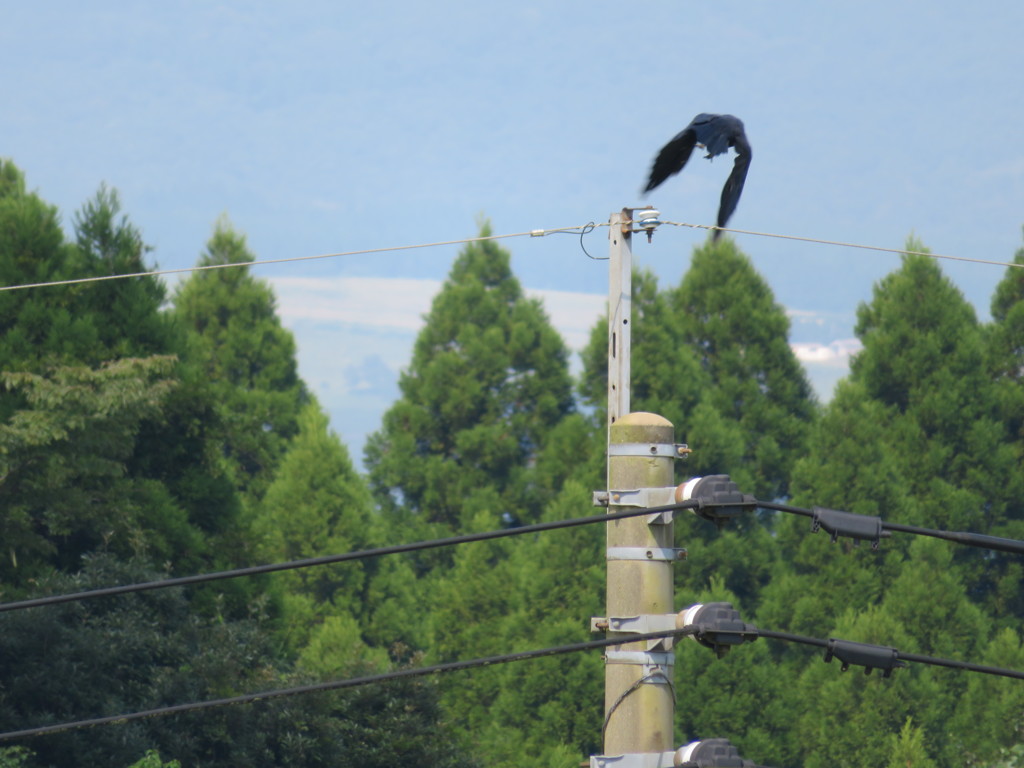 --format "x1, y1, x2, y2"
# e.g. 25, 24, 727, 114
4, 1, 1023, 461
